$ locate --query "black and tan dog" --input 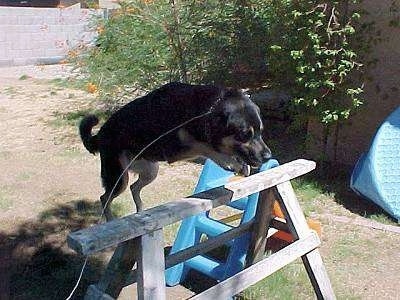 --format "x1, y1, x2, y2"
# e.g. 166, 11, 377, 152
80, 82, 271, 220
